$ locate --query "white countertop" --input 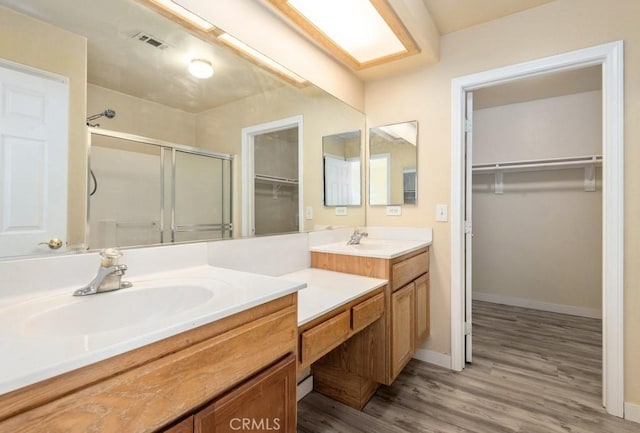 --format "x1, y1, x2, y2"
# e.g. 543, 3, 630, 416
280, 268, 387, 326
309, 238, 431, 259
0, 265, 305, 396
